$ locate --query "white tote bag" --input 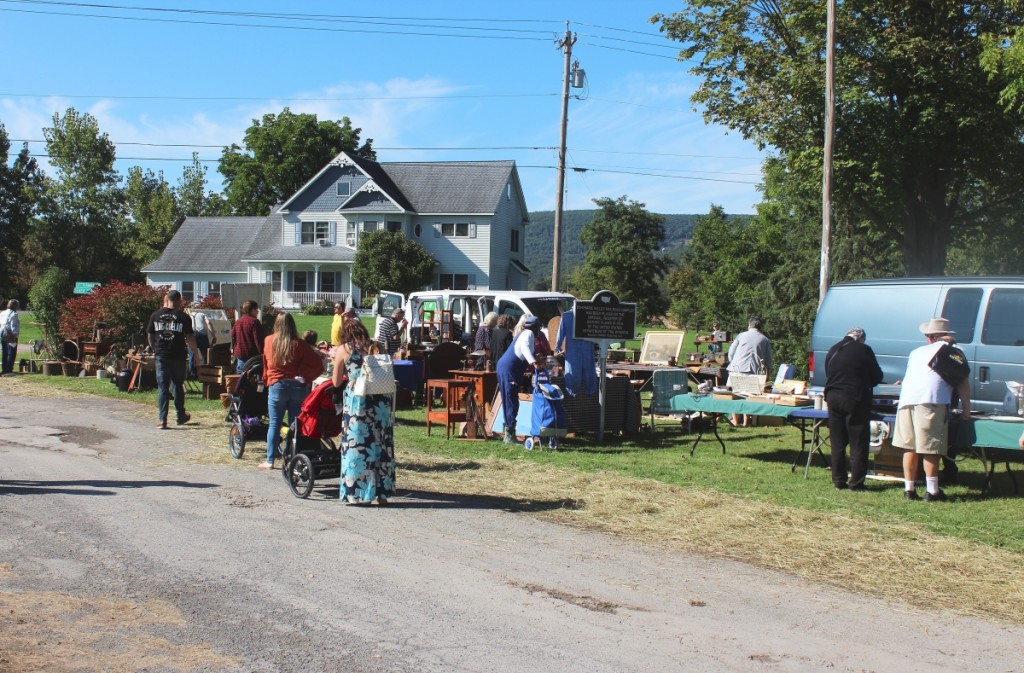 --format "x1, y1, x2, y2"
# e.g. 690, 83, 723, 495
351, 352, 397, 396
